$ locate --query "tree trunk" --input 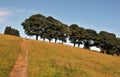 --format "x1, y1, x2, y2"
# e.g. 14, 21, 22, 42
103, 50, 106, 54
43, 38, 45, 41
55, 39, 57, 43
100, 47, 104, 53
74, 43, 75, 47
62, 40, 64, 44
36, 35, 38, 40
84, 46, 90, 50
78, 44, 80, 48
117, 54, 120, 56
48, 39, 51, 42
